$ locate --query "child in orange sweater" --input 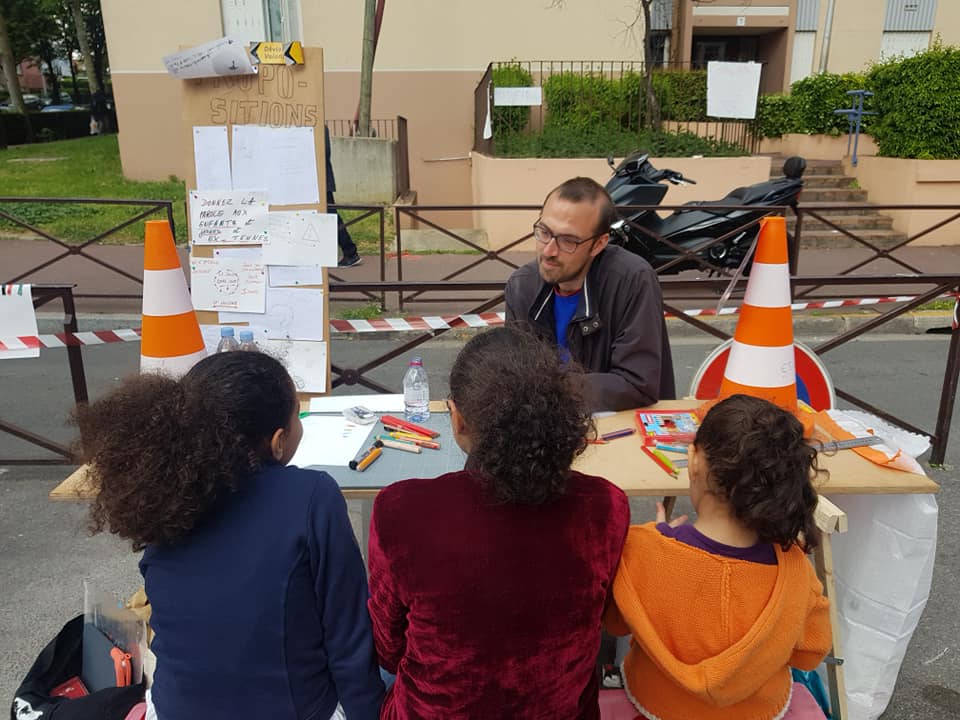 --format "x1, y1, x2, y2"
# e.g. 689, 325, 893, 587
605, 394, 833, 720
